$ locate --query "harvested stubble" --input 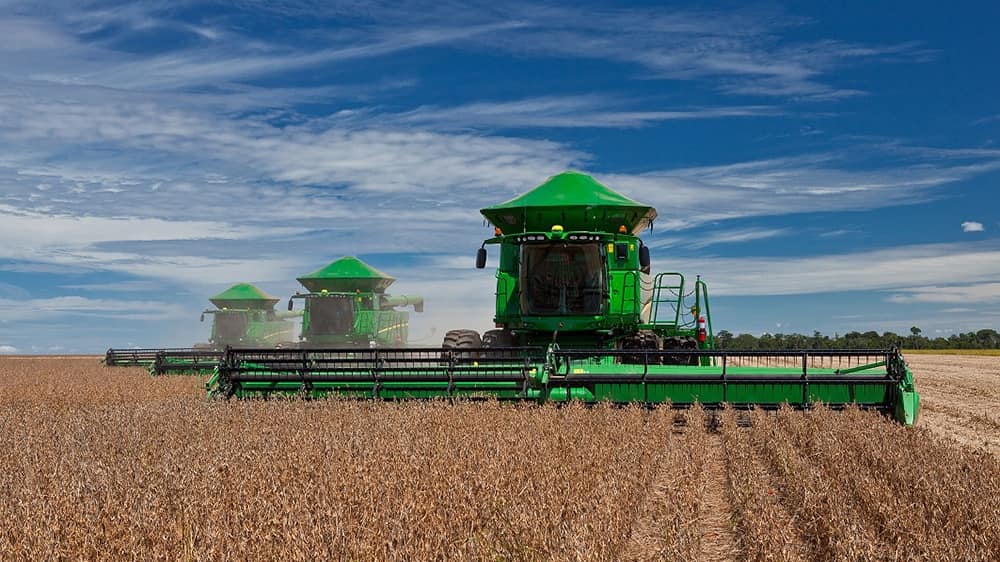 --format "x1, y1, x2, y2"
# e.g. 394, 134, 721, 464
1, 358, 999, 562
